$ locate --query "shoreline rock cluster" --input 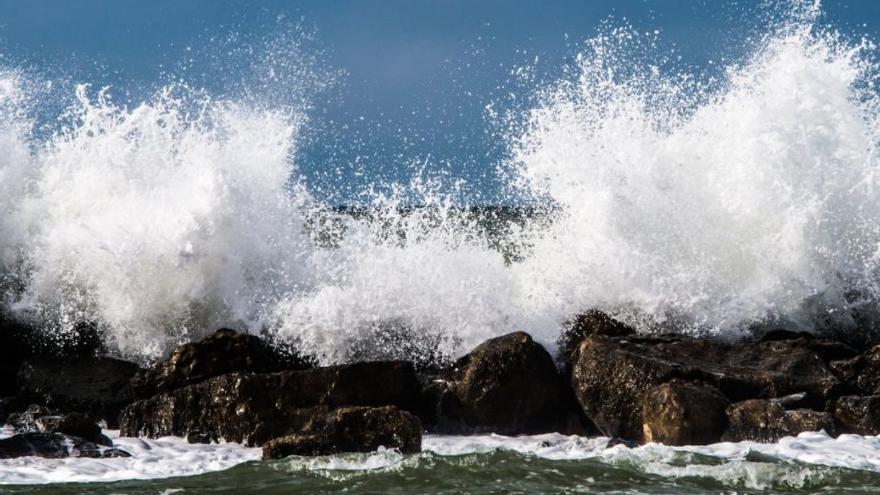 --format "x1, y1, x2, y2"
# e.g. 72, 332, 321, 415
3, 312, 880, 460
